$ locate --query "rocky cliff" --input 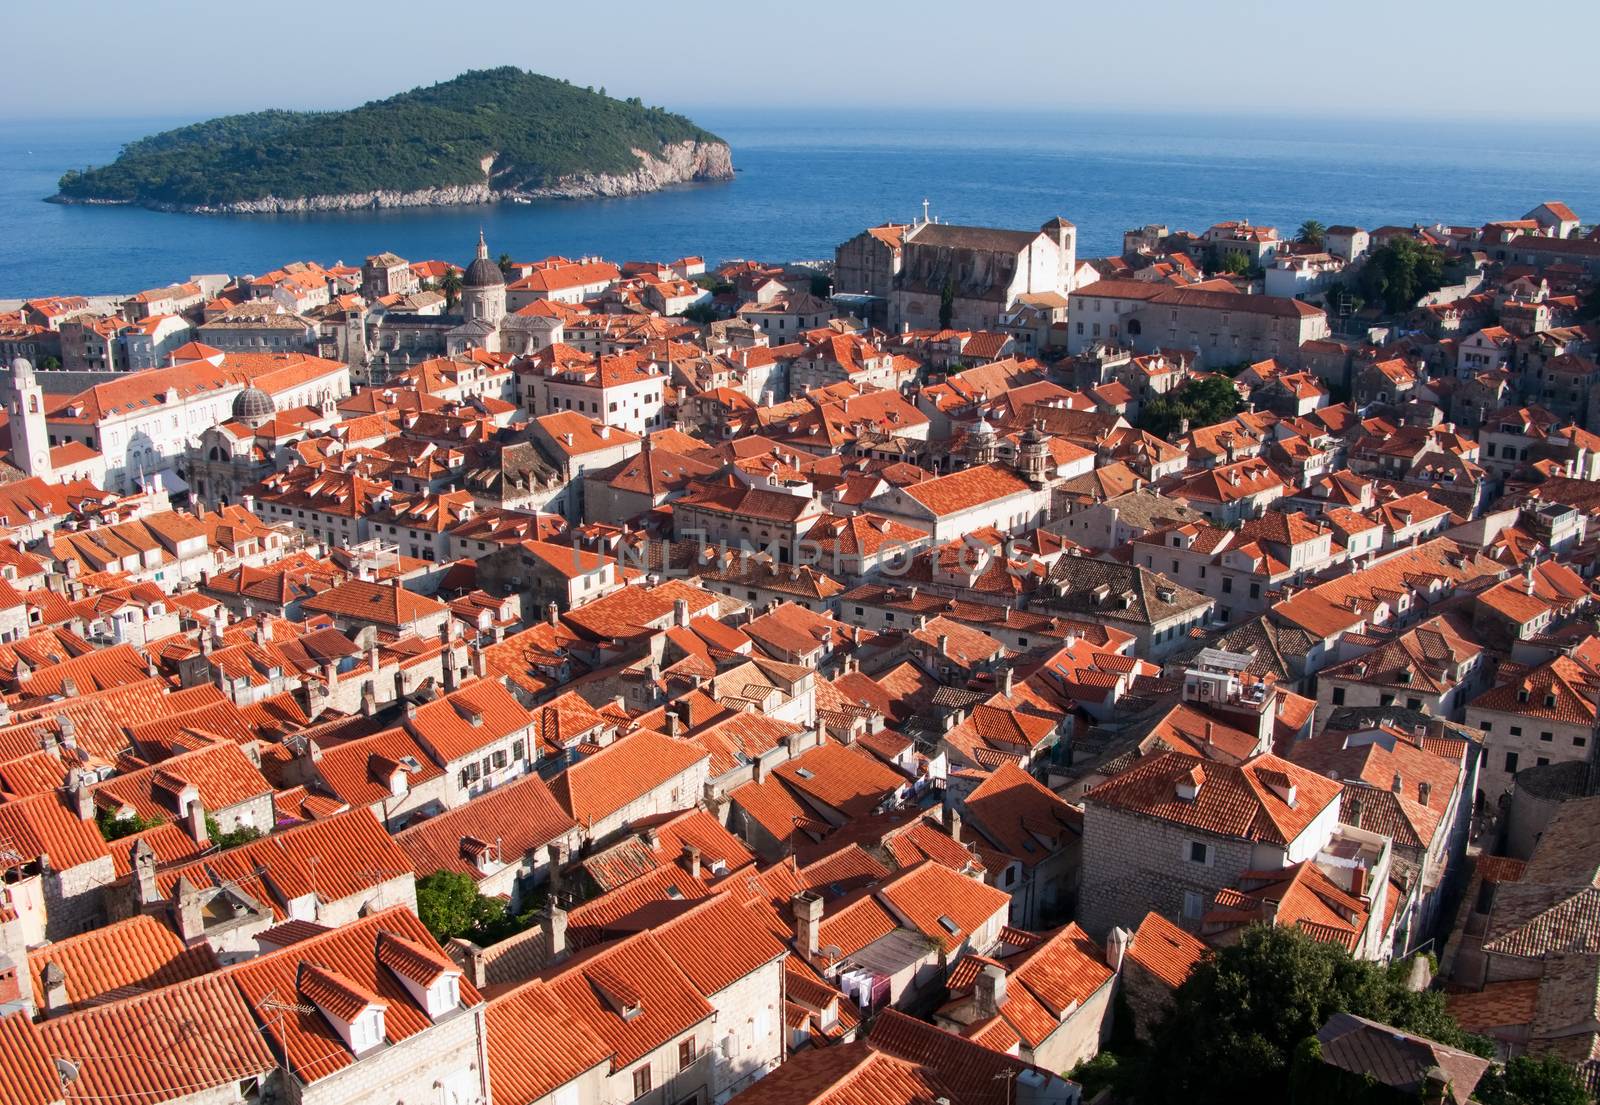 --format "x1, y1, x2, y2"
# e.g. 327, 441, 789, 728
54, 139, 734, 215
